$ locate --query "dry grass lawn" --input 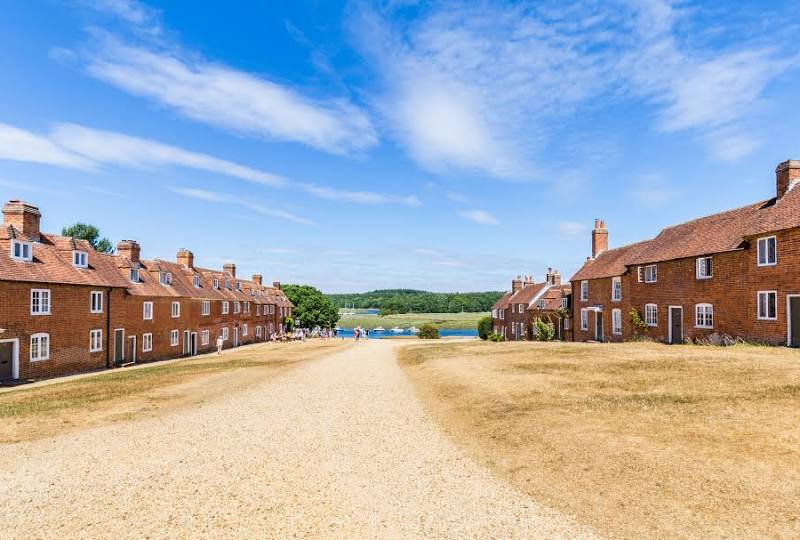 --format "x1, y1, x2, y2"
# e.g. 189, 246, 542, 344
398, 341, 800, 539
0, 340, 350, 443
